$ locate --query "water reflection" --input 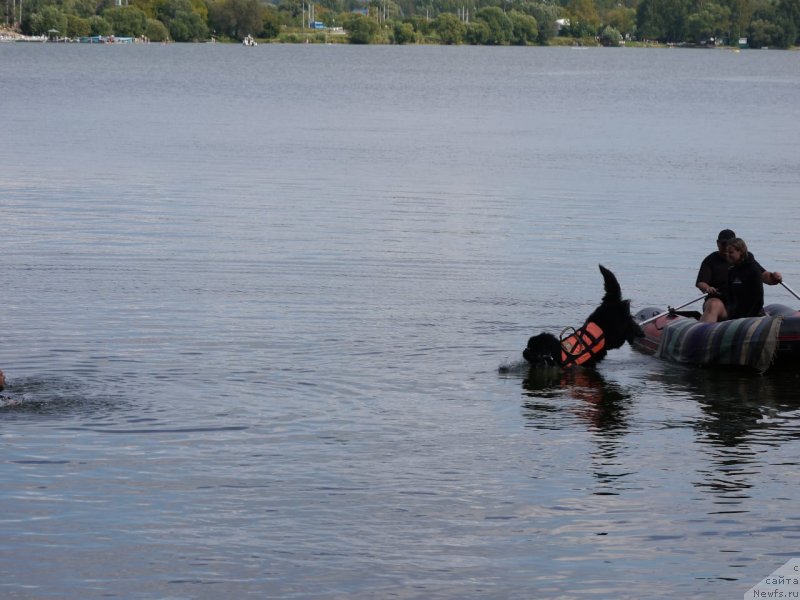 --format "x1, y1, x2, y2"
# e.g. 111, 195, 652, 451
515, 362, 800, 503
650, 367, 800, 447
649, 367, 800, 502
520, 366, 635, 492
521, 366, 631, 437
